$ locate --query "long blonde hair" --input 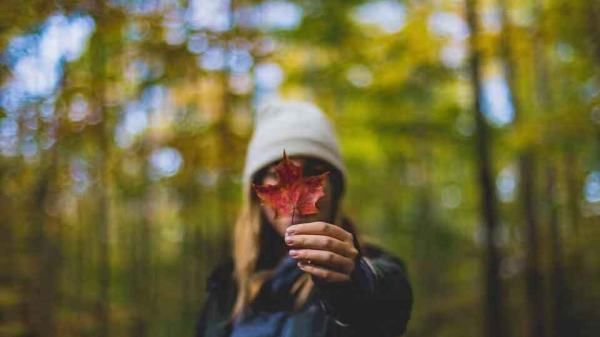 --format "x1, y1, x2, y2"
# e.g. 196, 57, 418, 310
230, 167, 353, 320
